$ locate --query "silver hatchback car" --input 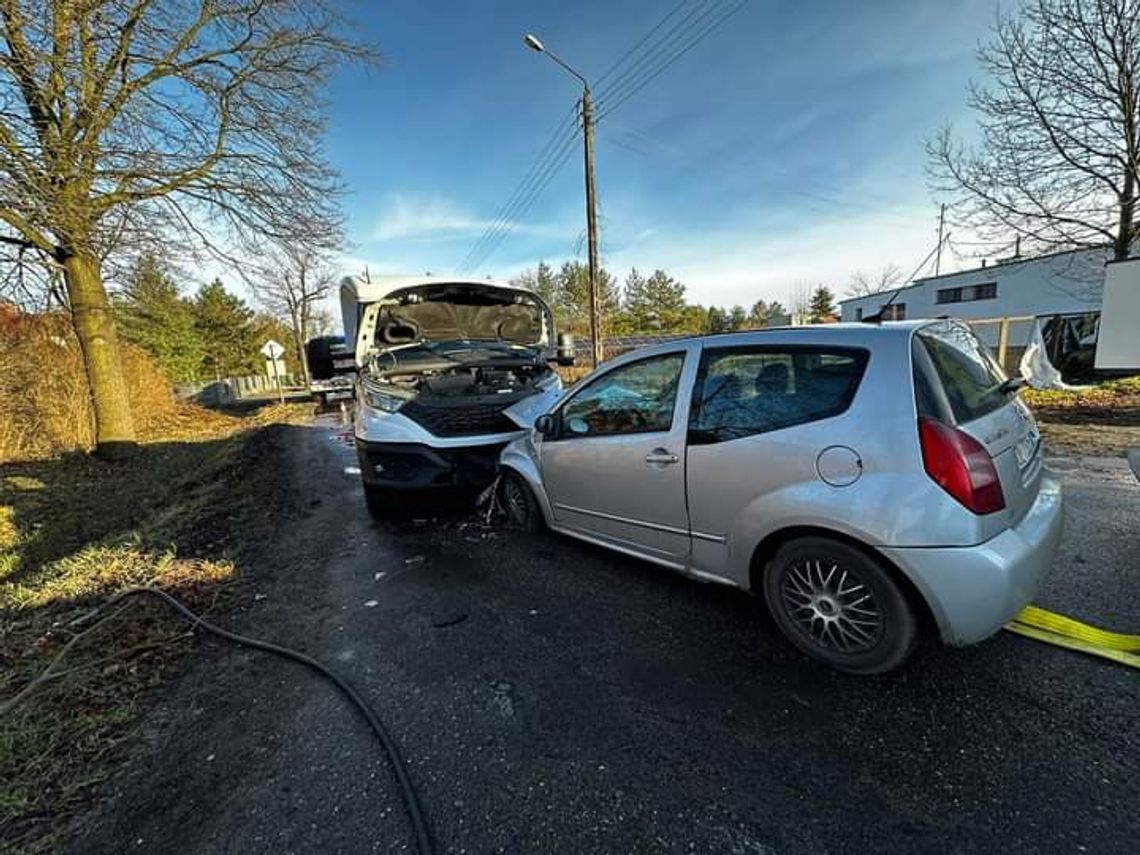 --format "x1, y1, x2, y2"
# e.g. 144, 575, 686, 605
498, 321, 1063, 674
